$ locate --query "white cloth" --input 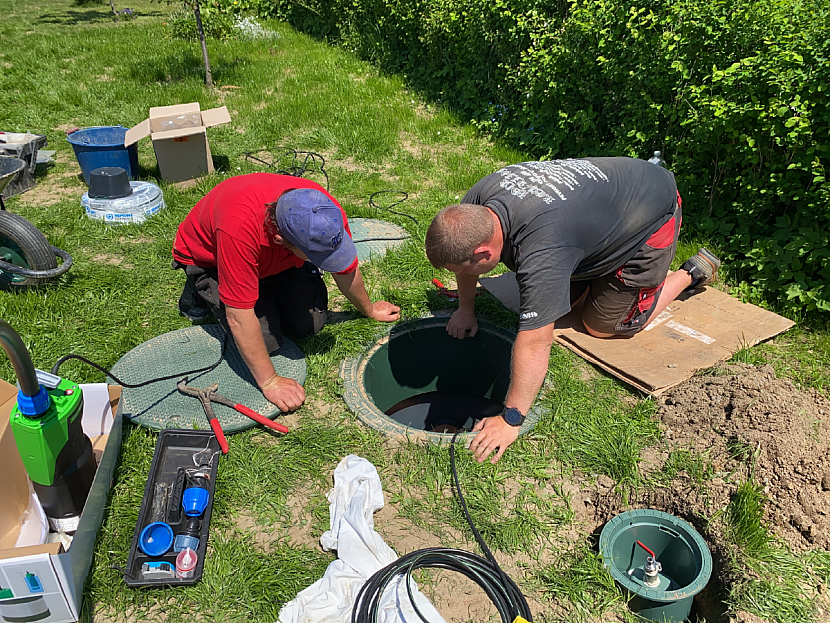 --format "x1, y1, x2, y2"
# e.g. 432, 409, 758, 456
278, 455, 446, 623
